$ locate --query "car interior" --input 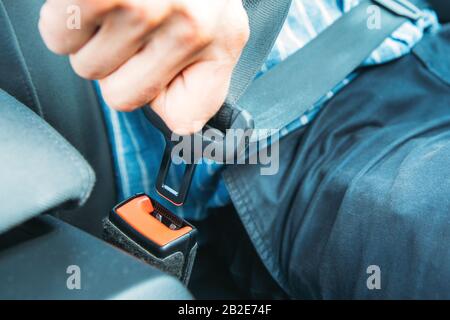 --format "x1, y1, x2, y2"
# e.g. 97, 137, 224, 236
0, 0, 449, 300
